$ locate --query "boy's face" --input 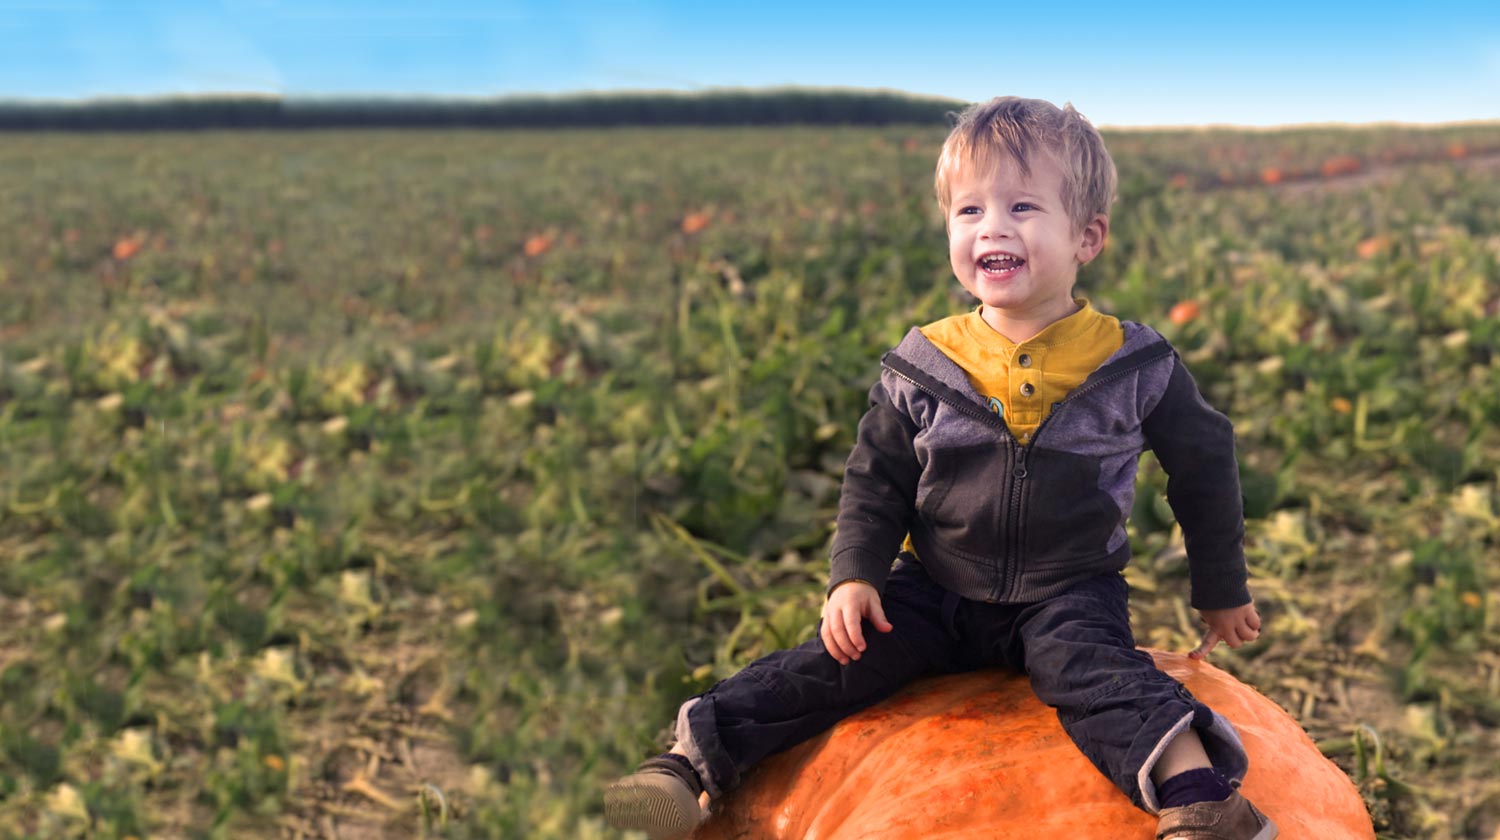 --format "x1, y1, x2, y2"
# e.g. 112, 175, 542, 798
945, 151, 1106, 331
